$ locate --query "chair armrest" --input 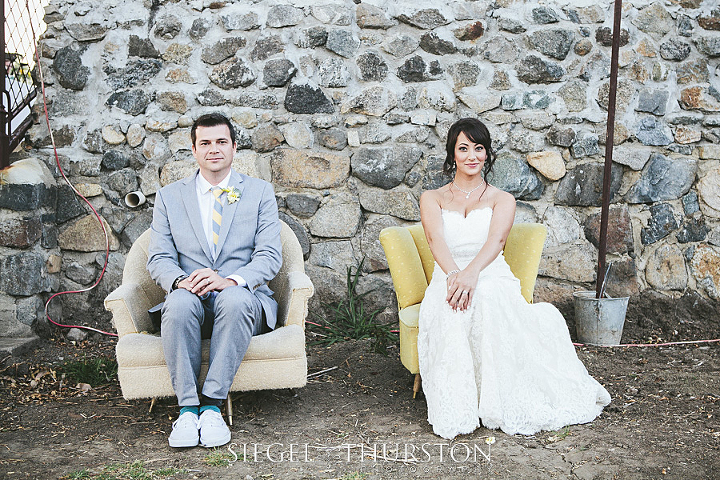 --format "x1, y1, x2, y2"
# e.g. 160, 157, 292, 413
277, 270, 314, 328
104, 282, 156, 337
505, 223, 547, 304
379, 226, 428, 309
